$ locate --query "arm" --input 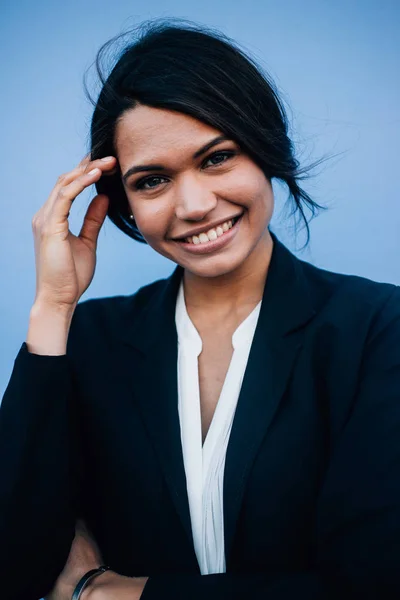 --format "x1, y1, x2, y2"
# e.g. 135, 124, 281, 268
135, 287, 400, 600
43, 522, 149, 600
0, 154, 115, 600
43, 517, 150, 600
0, 305, 78, 600
44, 520, 104, 600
